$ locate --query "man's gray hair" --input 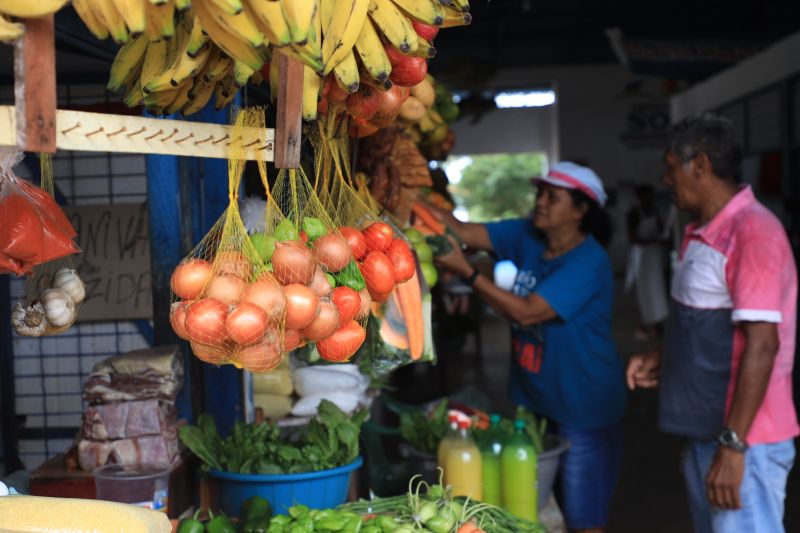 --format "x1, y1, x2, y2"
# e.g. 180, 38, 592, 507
668, 114, 743, 181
